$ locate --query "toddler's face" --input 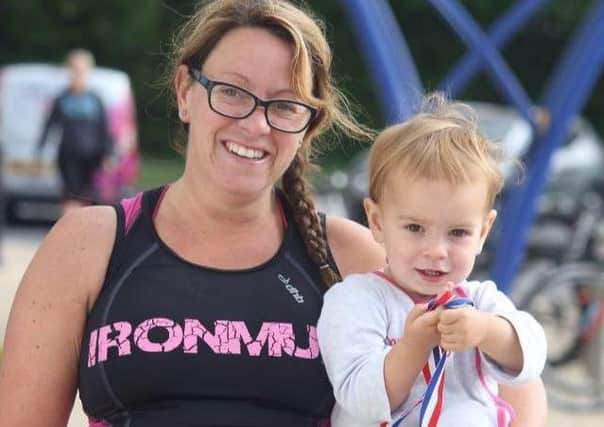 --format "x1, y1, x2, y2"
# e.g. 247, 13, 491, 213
365, 172, 496, 300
